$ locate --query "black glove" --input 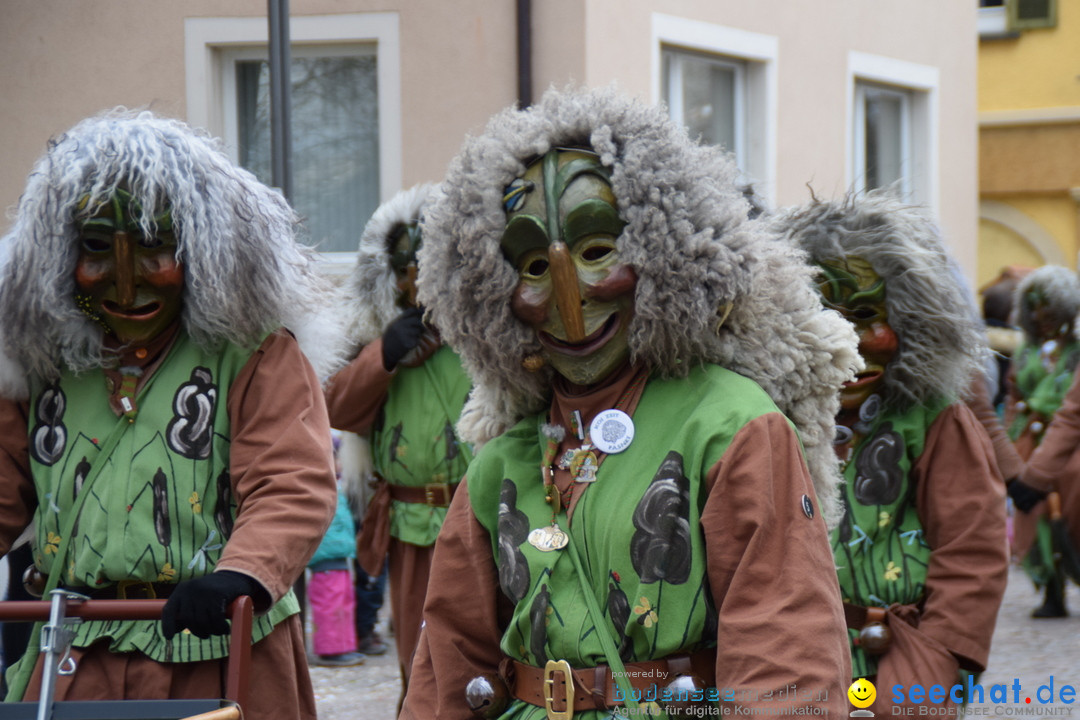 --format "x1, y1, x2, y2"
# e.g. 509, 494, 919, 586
381, 307, 426, 371
161, 570, 261, 639
1007, 478, 1048, 513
